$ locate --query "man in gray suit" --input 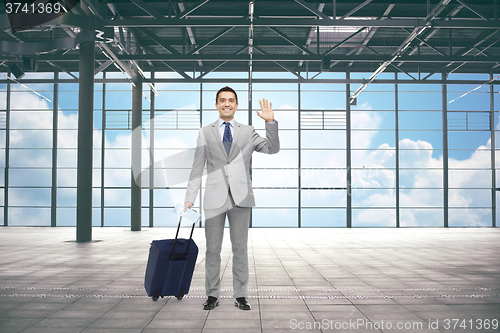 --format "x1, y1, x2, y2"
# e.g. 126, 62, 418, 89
184, 86, 279, 310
